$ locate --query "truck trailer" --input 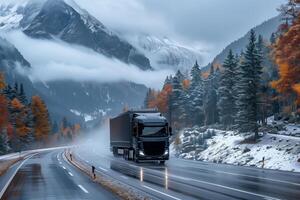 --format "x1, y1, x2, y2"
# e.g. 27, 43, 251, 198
110, 109, 172, 164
